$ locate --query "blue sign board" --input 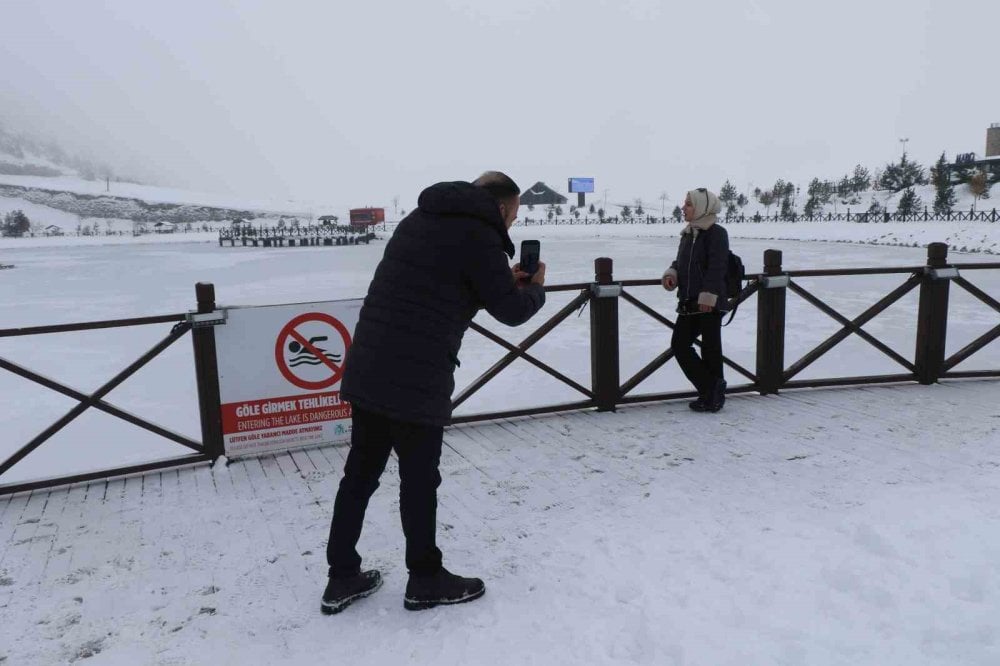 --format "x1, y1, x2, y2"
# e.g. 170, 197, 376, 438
568, 177, 595, 193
